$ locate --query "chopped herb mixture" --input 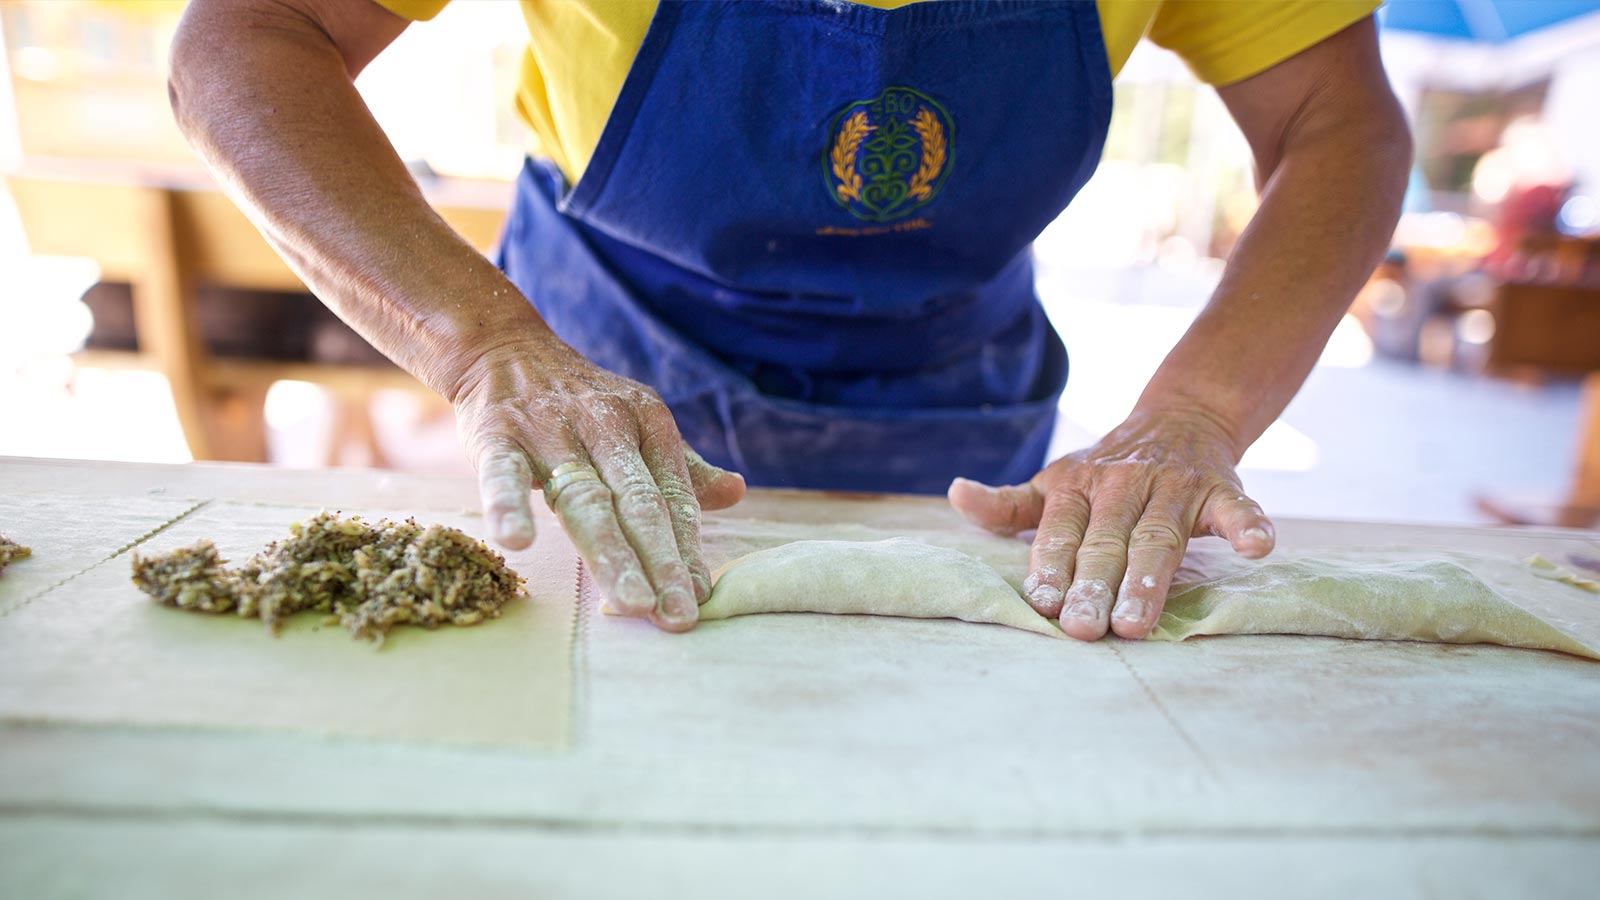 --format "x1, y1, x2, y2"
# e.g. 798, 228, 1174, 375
0, 533, 31, 574
131, 512, 524, 643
